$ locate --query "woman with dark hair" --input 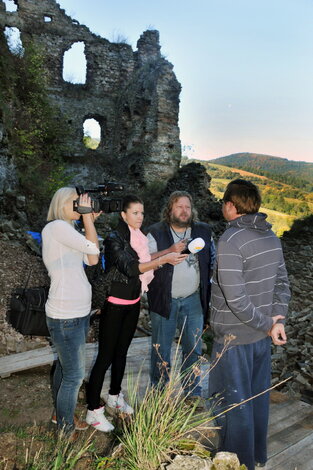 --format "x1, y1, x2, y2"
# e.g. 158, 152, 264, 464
86, 195, 187, 432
